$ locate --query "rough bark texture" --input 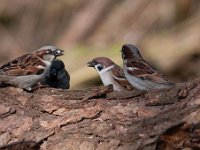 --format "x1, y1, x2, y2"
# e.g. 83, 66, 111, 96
0, 80, 200, 150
